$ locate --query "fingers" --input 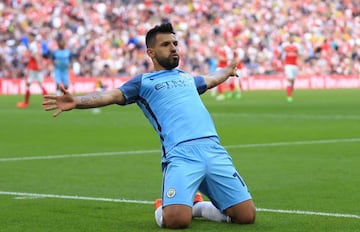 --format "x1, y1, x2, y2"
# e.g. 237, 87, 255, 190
234, 68, 239, 77
53, 109, 62, 117
232, 56, 240, 65
59, 85, 68, 95
43, 105, 59, 111
42, 104, 62, 117
42, 99, 58, 111
228, 57, 240, 77
42, 91, 69, 118
229, 59, 238, 68
42, 100, 55, 106
42, 99, 56, 107
43, 95, 57, 100
42, 100, 62, 117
